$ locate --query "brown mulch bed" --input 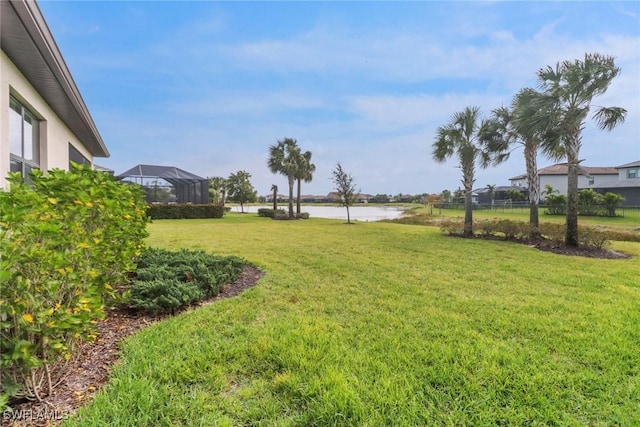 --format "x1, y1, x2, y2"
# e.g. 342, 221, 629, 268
2, 265, 264, 427
530, 238, 631, 259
